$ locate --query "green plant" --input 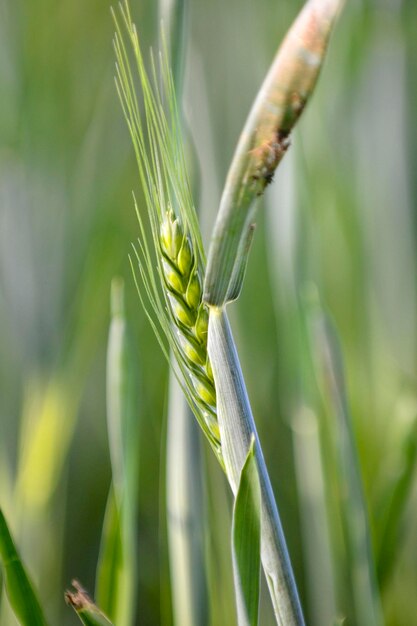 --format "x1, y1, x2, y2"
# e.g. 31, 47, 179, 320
5, 1, 412, 625
113, 1, 343, 624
